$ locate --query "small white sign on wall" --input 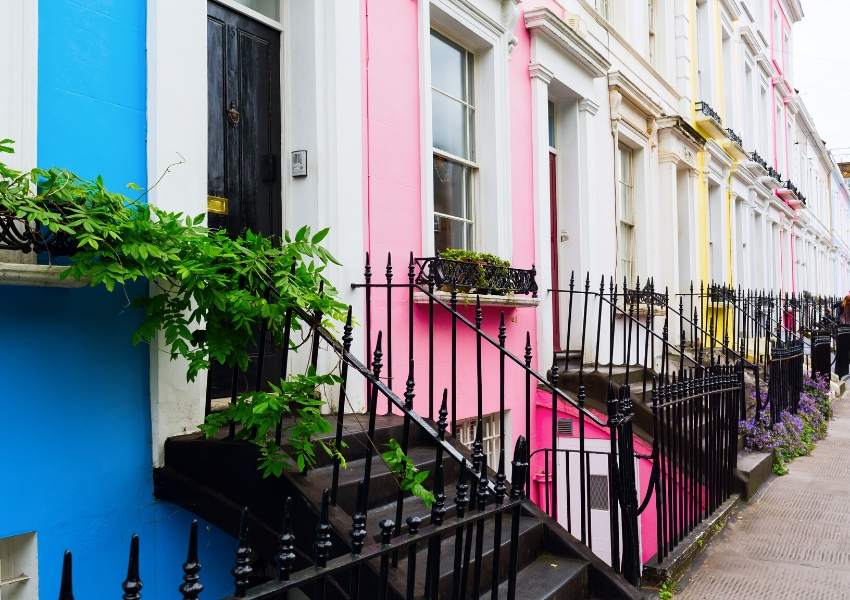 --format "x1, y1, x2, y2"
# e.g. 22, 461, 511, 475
291, 150, 308, 177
